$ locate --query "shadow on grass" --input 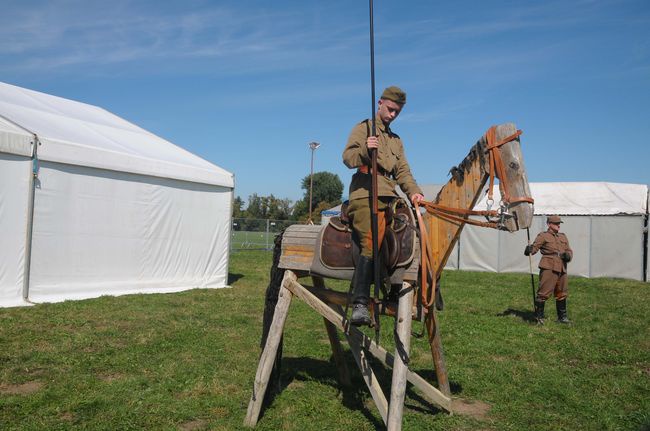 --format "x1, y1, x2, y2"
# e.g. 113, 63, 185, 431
228, 273, 244, 284
496, 307, 537, 323
260, 352, 454, 426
